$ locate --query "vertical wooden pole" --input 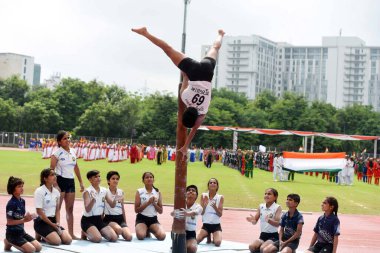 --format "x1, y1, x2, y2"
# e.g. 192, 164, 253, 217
172, 1, 190, 251
171, 83, 187, 253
